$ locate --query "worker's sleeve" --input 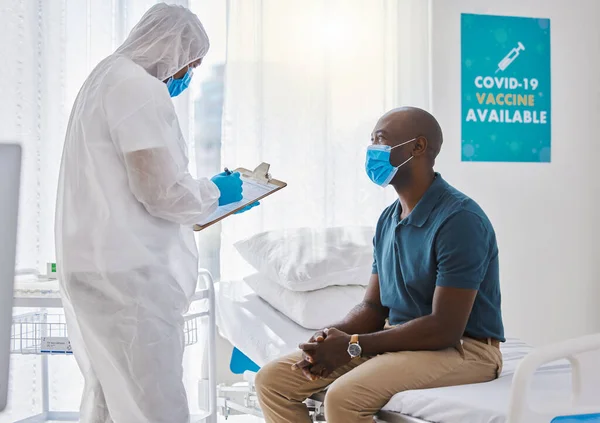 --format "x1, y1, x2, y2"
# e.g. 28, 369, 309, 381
104, 77, 220, 225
